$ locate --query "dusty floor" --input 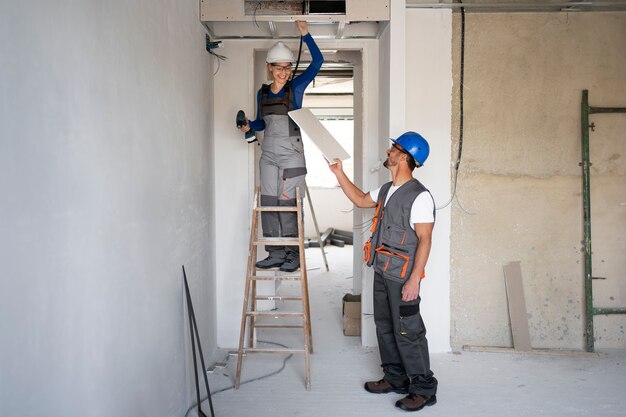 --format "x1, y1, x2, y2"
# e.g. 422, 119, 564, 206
195, 246, 626, 417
